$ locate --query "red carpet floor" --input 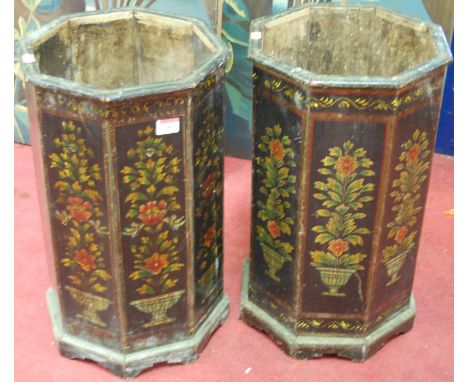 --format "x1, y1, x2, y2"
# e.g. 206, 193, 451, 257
14, 143, 453, 381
